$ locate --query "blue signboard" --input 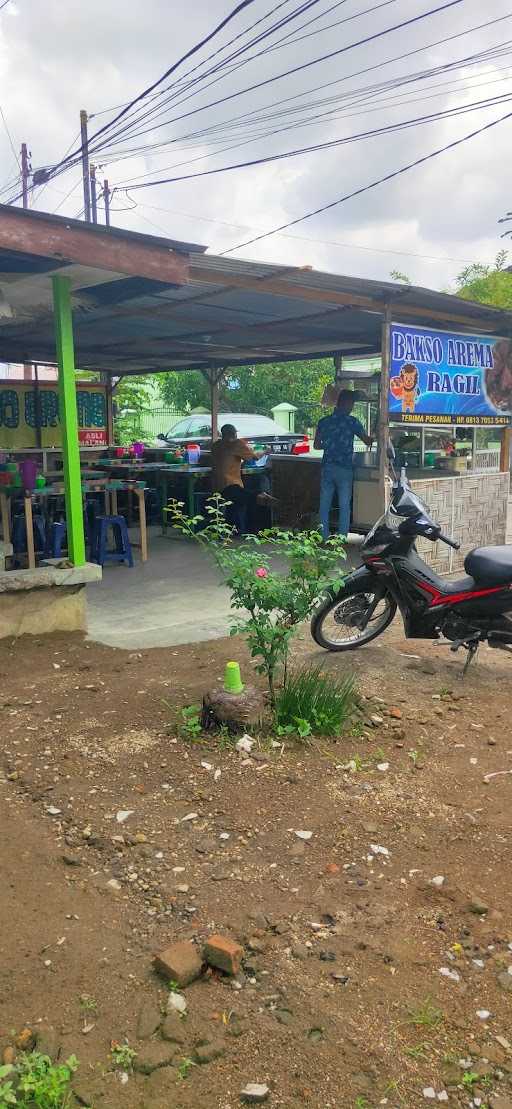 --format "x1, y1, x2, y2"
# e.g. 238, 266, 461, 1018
389, 323, 512, 425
